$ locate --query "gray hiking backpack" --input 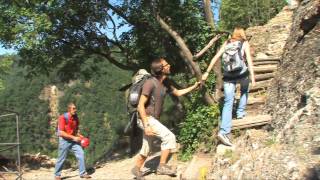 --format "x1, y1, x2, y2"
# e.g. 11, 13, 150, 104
127, 69, 153, 111
125, 69, 157, 133
222, 41, 247, 76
